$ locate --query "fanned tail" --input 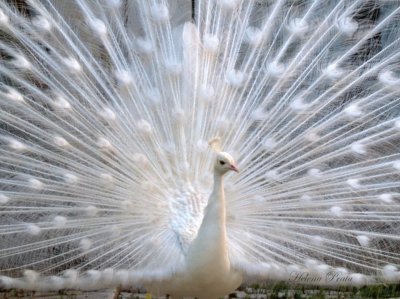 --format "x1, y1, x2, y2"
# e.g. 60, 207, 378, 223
221, 0, 400, 284
0, 0, 399, 290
